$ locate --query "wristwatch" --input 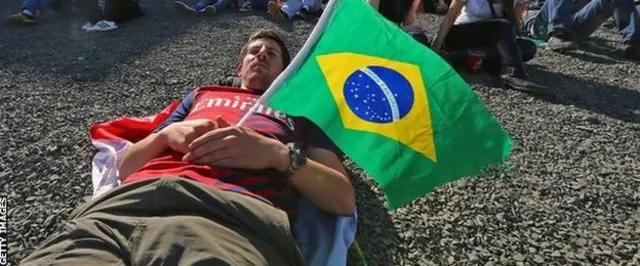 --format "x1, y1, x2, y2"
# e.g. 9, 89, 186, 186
283, 142, 307, 178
